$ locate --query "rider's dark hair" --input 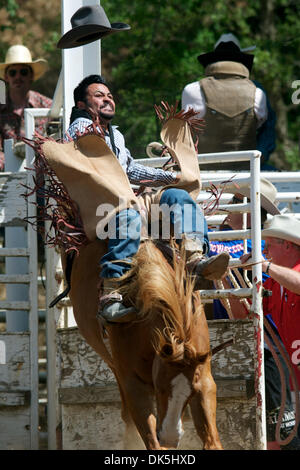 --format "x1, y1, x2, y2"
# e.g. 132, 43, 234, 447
73, 74, 107, 105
